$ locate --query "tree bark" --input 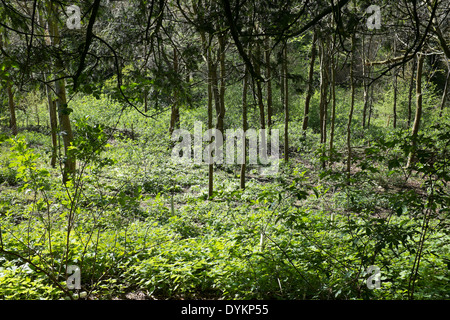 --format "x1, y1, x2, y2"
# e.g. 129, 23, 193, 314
254, 43, 266, 161
407, 53, 425, 168
329, 53, 336, 166
303, 30, 317, 131
346, 34, 356, 184
7, 82, 18, 136
319, 37, 329, 145
408, 57, 417, 127
49, 1, 75, 183
170, 48, 180, 134
240, 65, 248, 189
265, 36, 273, 129
211, 55, 222, 133
392, 39, 398, 129
207, 50, 214, 198
439, 63, 449, 117
368, 84, 374, 129
200, 31, 215, 198
393, 70, 398, 128
283, 43, 289, 162
362, 34, 373, 129
144, 88, 148, 113
55, 79, 75, 184
218, 33, 226, 135
280, 48, 285, 112
45, 78, 58, 168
